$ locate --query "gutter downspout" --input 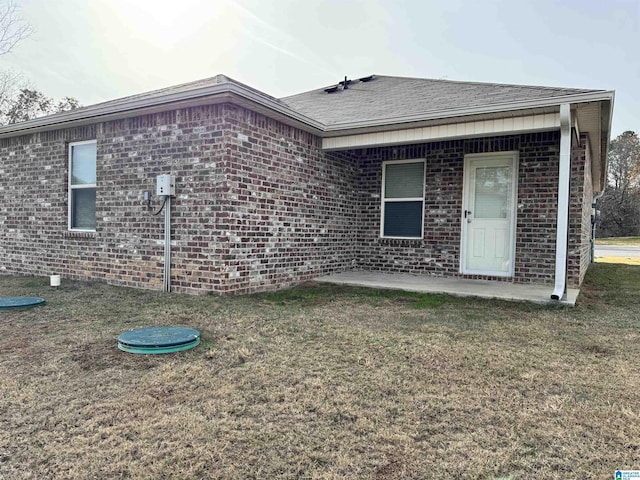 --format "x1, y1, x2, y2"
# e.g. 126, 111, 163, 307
551, 103, 572, 301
